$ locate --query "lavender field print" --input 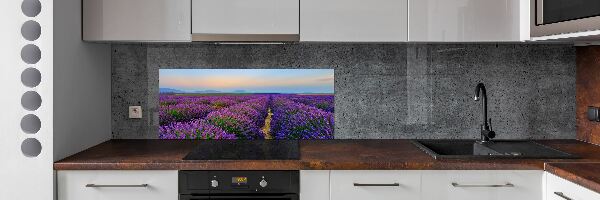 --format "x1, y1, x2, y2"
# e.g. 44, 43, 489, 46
159, 69, 334, 140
